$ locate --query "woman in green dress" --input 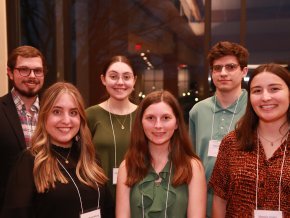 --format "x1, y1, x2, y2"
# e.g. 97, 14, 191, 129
116, 90, 207, 217
86, 56, 138, 198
